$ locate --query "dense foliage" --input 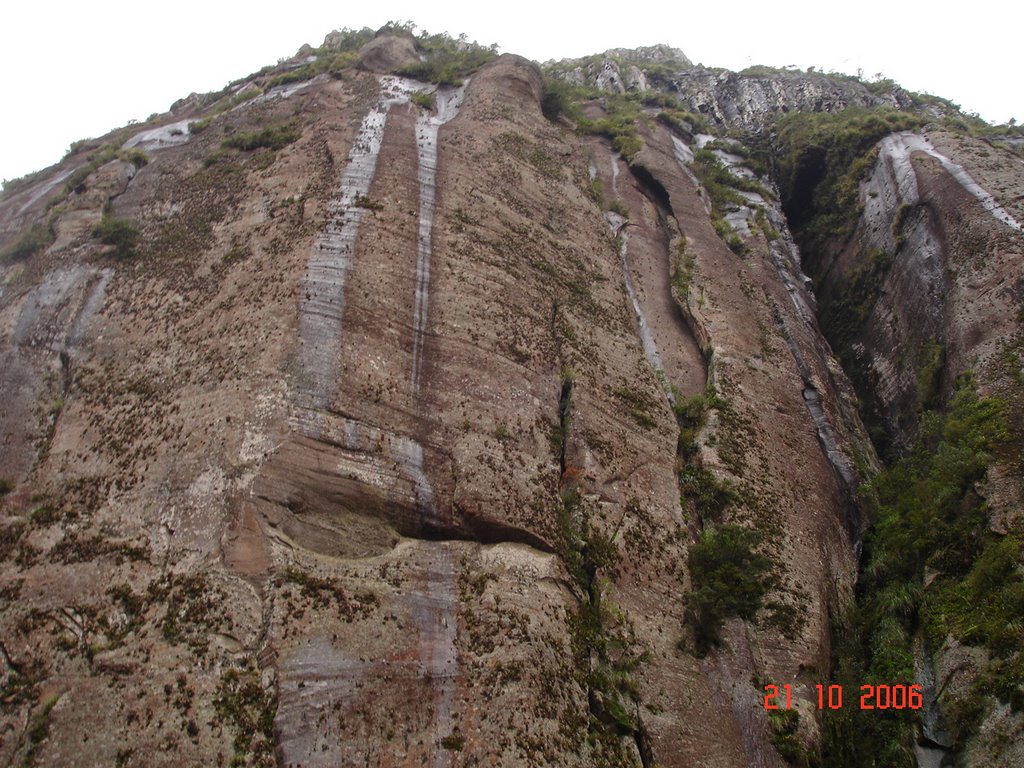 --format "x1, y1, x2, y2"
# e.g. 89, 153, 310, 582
684, 523, 774, 656
823, 377, 1018, 765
